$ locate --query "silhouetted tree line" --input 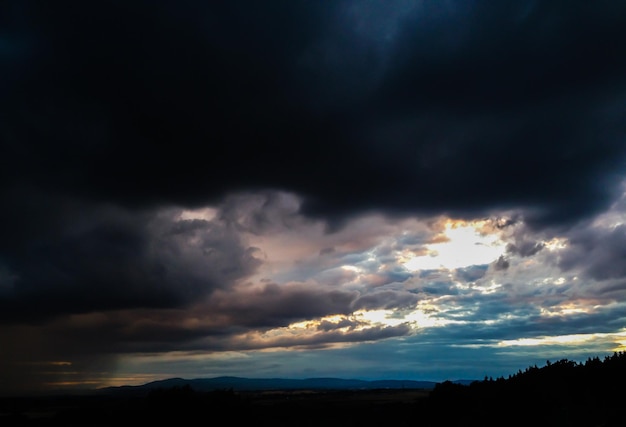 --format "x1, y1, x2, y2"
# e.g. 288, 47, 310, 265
419, 351, 626, 427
